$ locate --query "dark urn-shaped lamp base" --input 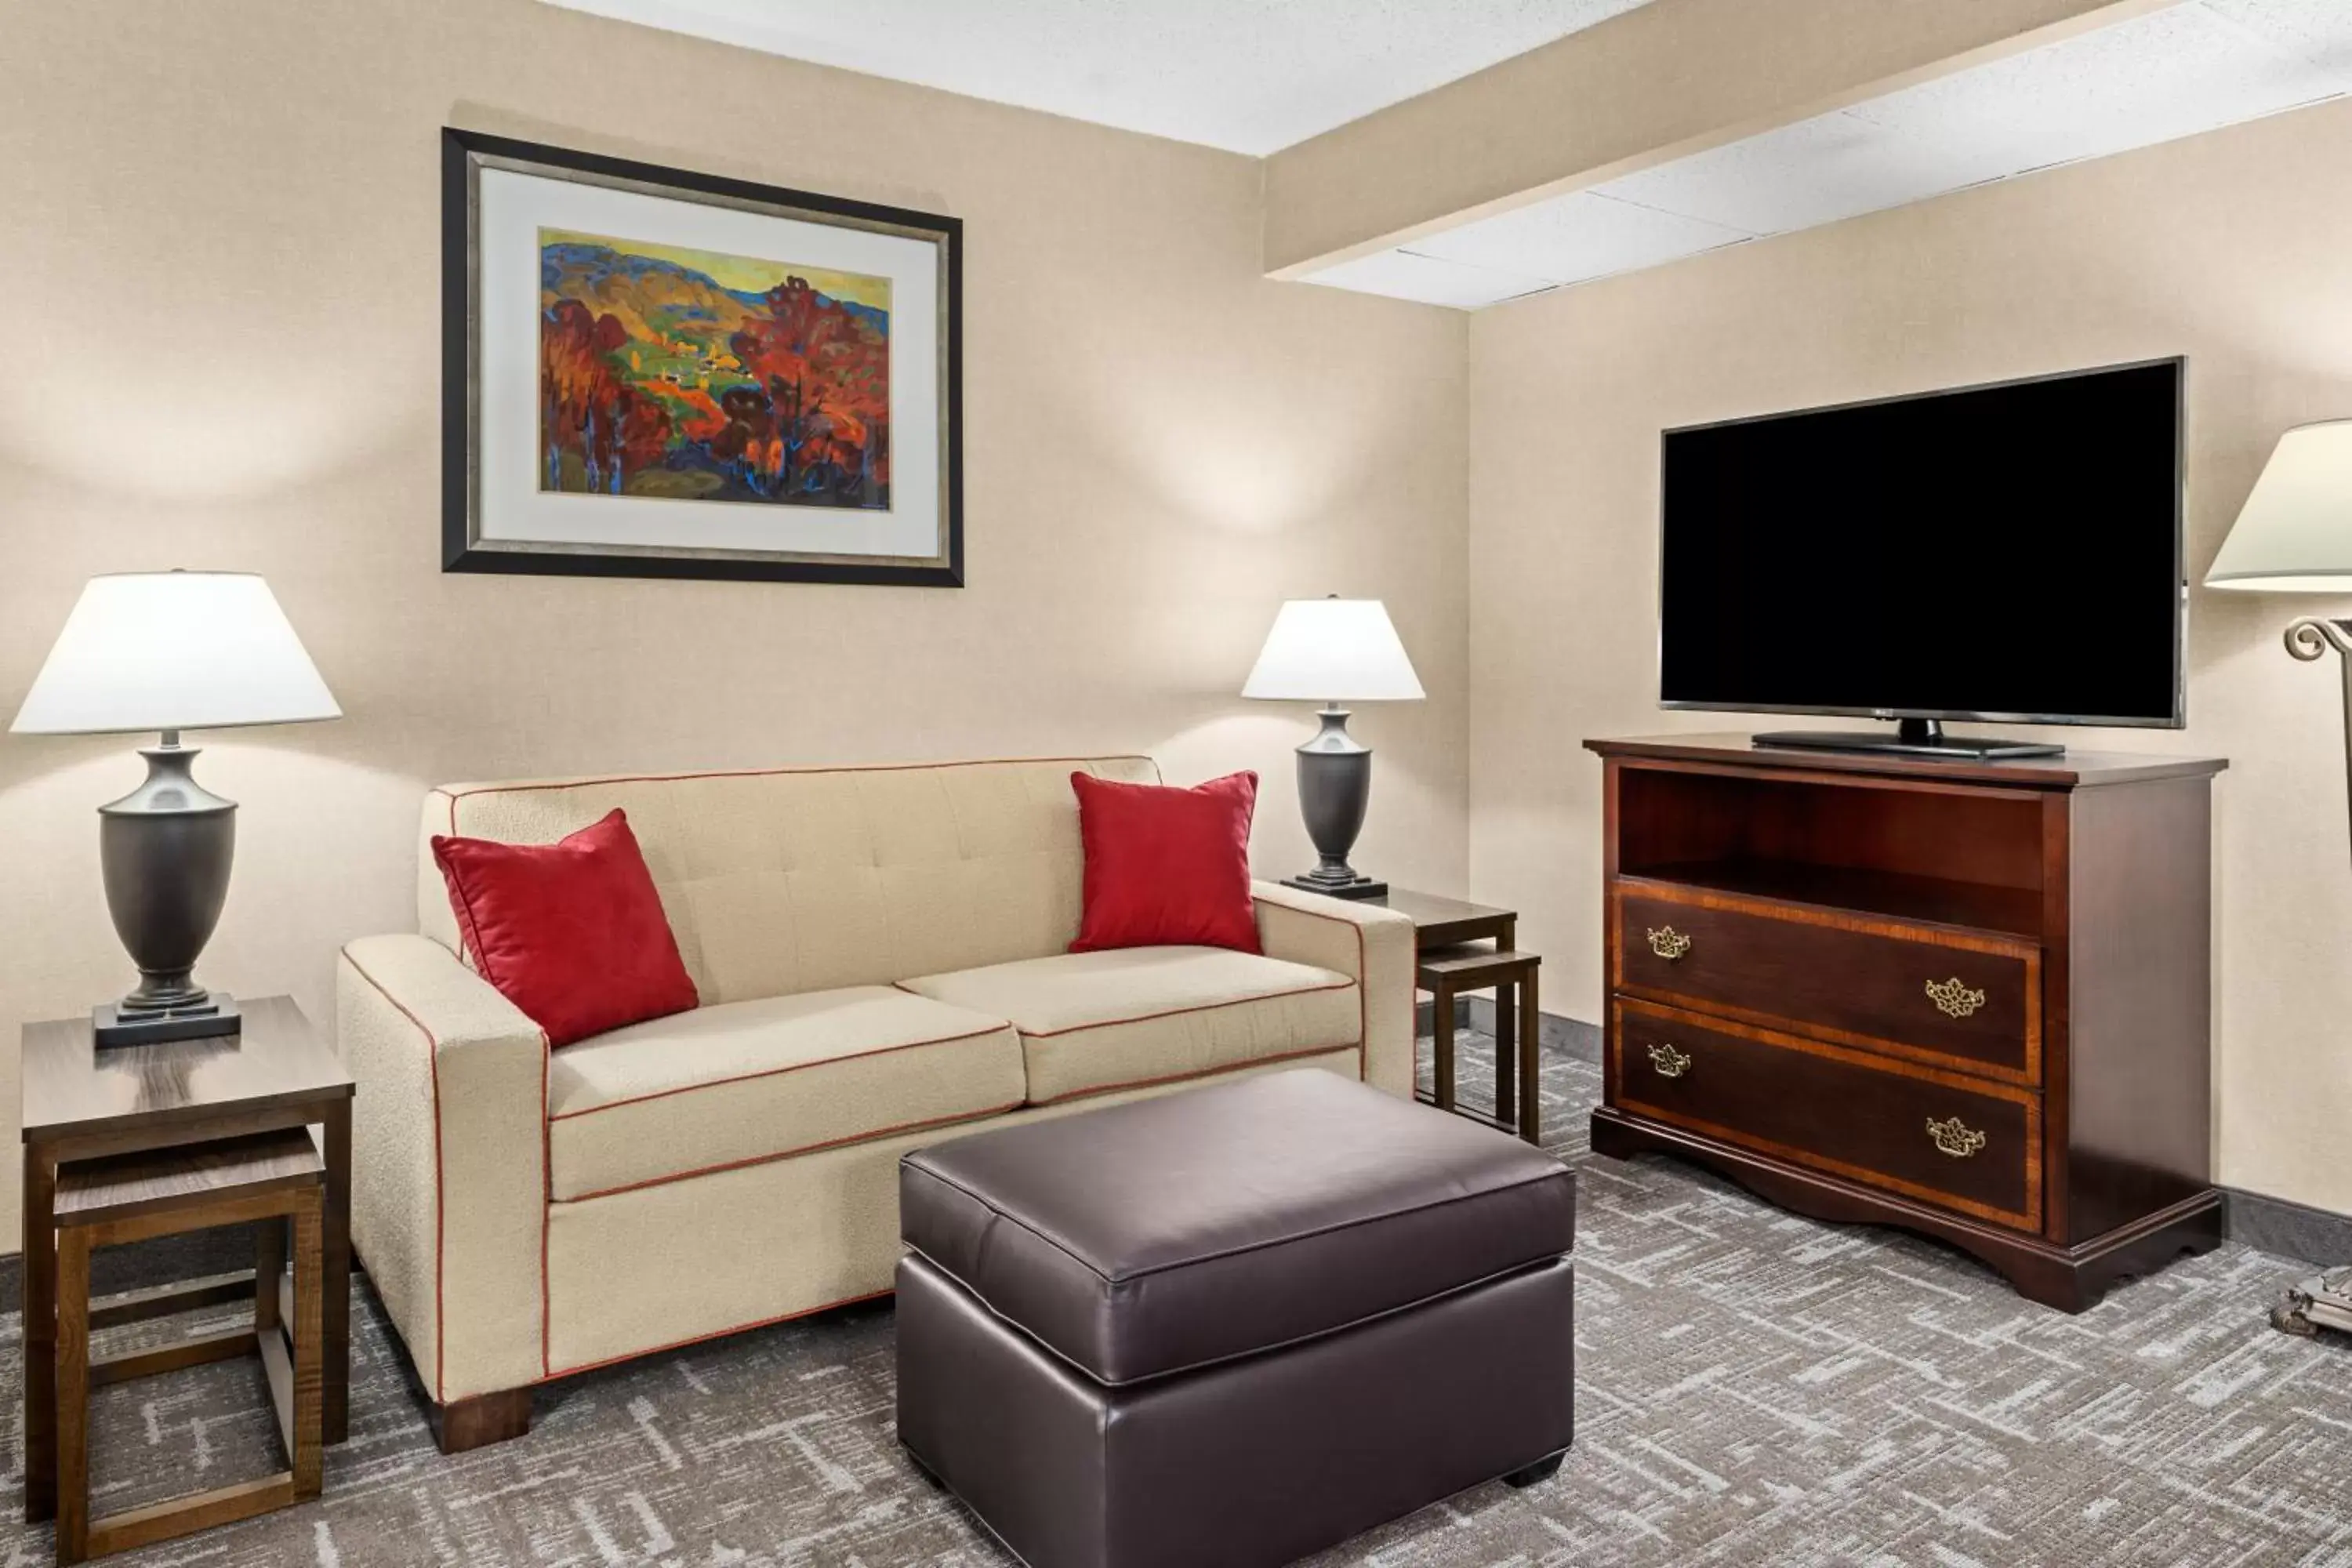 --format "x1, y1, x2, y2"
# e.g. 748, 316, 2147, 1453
95, 732, 241, 1047
1279, 704, 1387, 902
